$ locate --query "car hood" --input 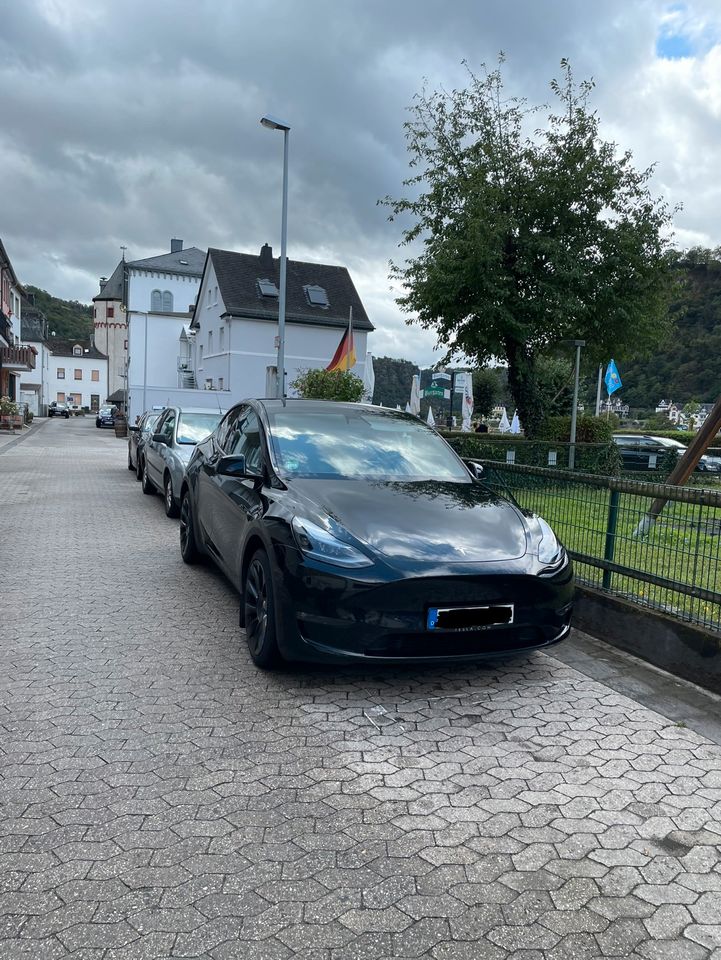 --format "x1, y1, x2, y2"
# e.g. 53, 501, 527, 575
289, 478, 529, 566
